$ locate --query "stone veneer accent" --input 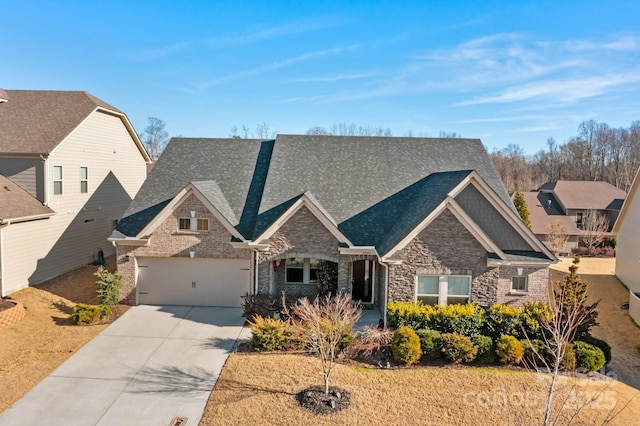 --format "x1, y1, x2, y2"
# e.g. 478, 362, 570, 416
257, 206, 341, 297
386, 209, 549, 307
388, 209, 491, 303
0, 300, 25, 329
117, 194, 250, 305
